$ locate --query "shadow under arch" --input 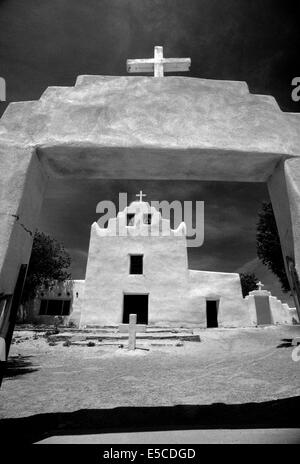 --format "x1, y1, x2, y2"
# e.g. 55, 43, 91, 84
0, 395, 300, 444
